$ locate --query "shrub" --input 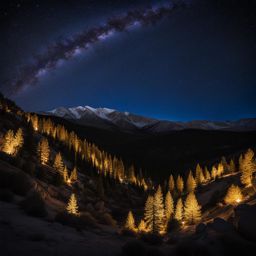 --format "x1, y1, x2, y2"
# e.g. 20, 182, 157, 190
23, 162, 36, 176
121, 240, 147, 256
20, 192, 47, 217
140, 233, 163, 246
0, 170, 31, 196
167, 219, 181, 232
0, 189, 14, 202
12, 172, 31, 196
55, 211, 97, 230
98, 212, 117, 227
